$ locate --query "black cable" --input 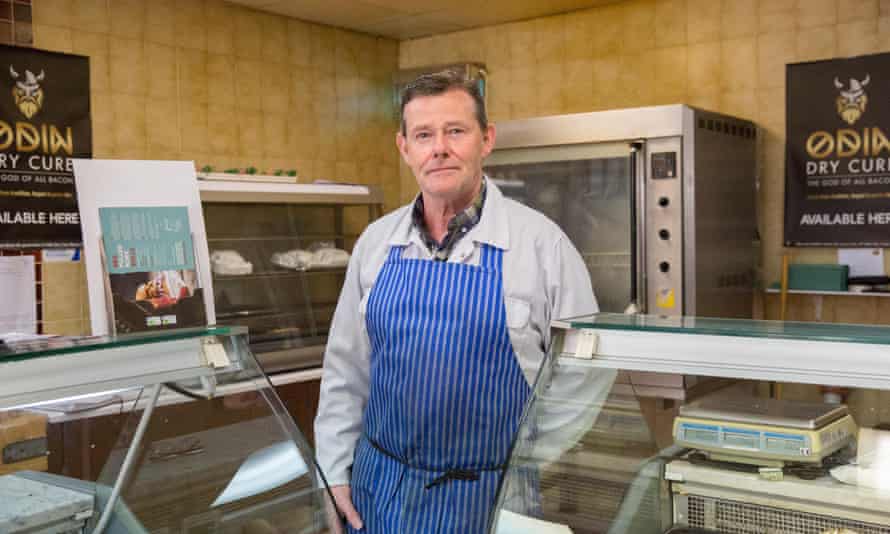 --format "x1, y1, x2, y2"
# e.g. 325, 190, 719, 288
162, 382, 209, 401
